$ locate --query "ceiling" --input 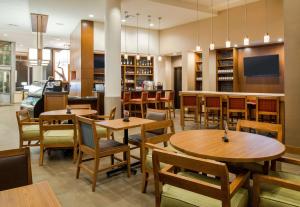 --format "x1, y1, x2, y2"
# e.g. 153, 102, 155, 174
0, 0, 259, 52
